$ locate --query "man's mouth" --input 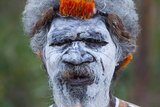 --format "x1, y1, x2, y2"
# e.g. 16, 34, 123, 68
68, 74, 94, 86
61, 72, 94, 86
